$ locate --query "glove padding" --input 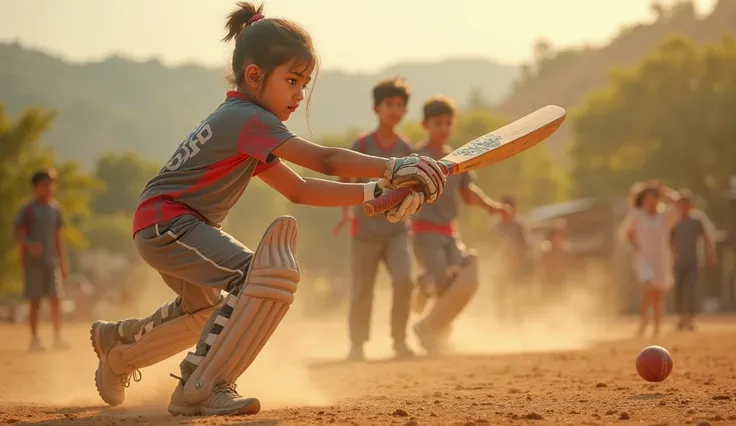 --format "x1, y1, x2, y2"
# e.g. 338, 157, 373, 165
368, 179, 427, 223
384, 154, 446, 203
385, 191, 425, 223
